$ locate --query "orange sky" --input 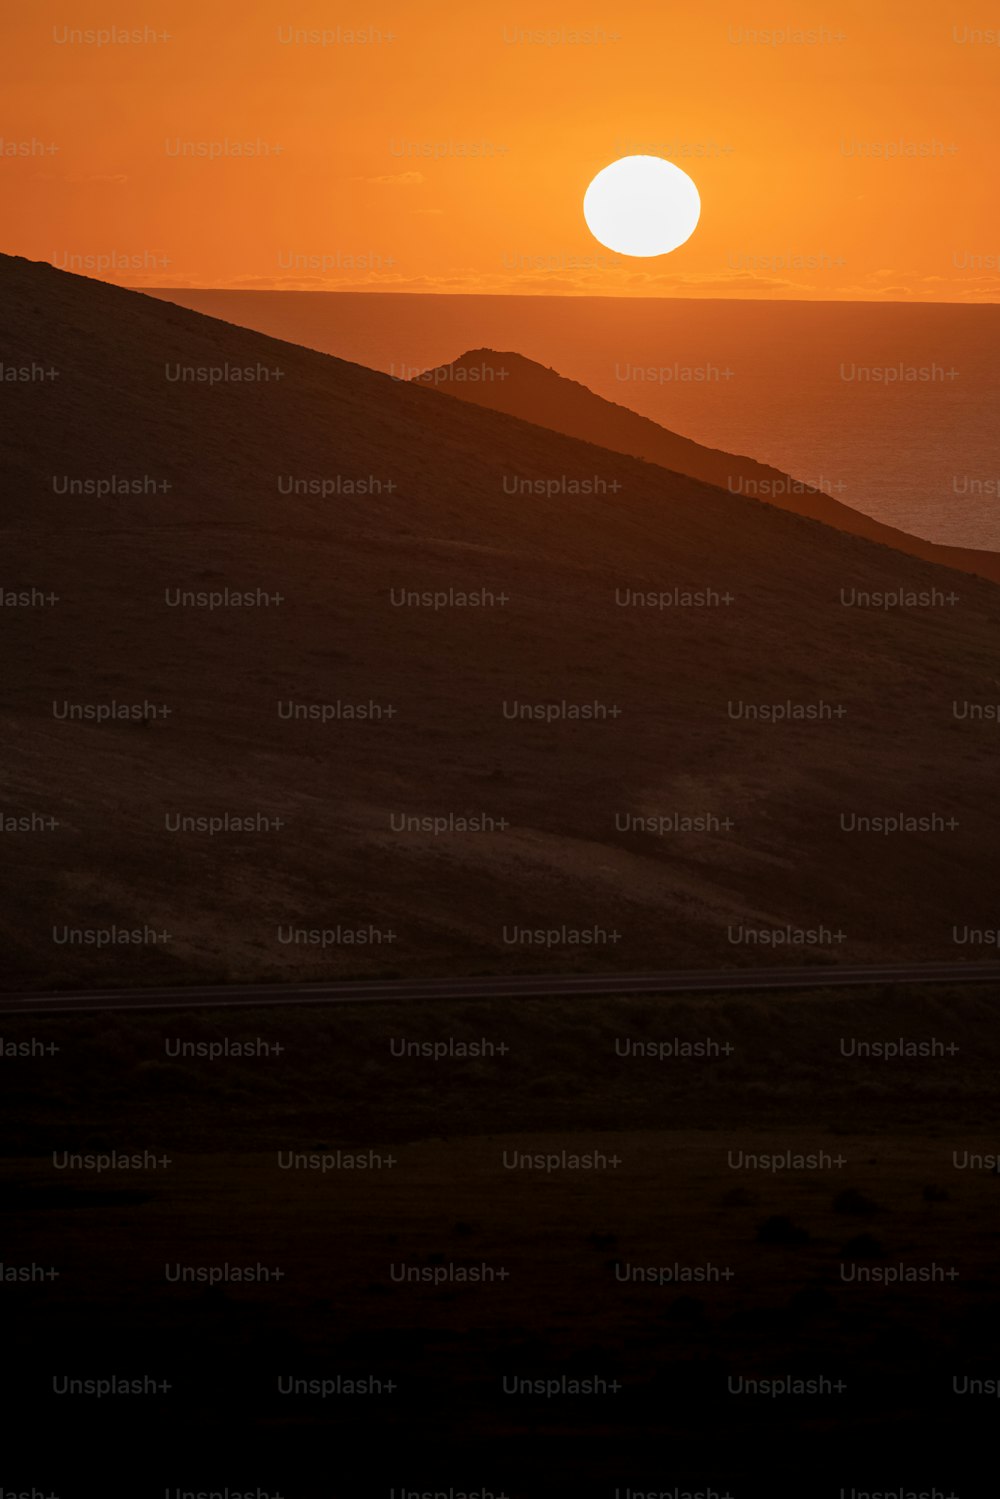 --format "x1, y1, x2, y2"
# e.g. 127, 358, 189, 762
4, 0, 1000, 298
